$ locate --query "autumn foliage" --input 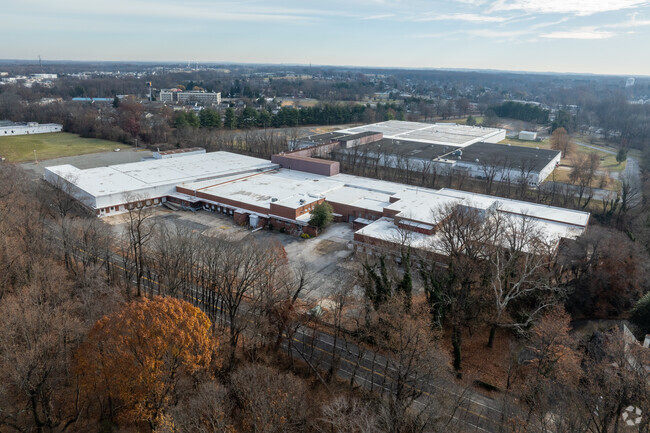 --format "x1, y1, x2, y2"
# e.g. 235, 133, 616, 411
75, 296, 217, 429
